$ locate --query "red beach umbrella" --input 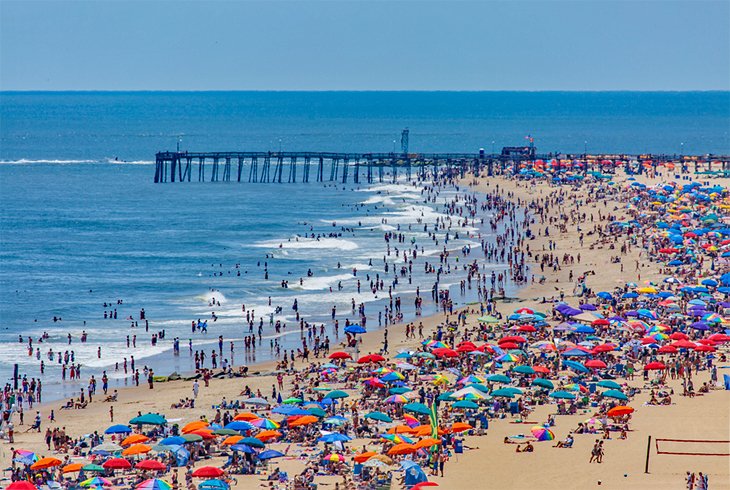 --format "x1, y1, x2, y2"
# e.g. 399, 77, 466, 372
584, 360, 607, 369
592, 318, 610, 326
135, 460, 167, 471
7, 483, 39, 490
192, 466, 225, 478
499, 336, 527, 344
432, 348, 458, 358
669, 332, 689, 340
671, 340, 697, 349
103, 458, 132, 470
657, 345, 678, 354
357, 354, 385, 363
517, 324, 537, 332
329, 351, 352, 360
644, 362, 666, 371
